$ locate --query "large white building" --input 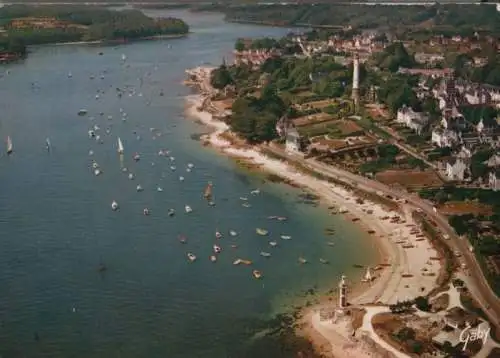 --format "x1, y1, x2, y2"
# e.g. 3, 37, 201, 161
431, 128, 459, 148
396, 105, 429, 135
